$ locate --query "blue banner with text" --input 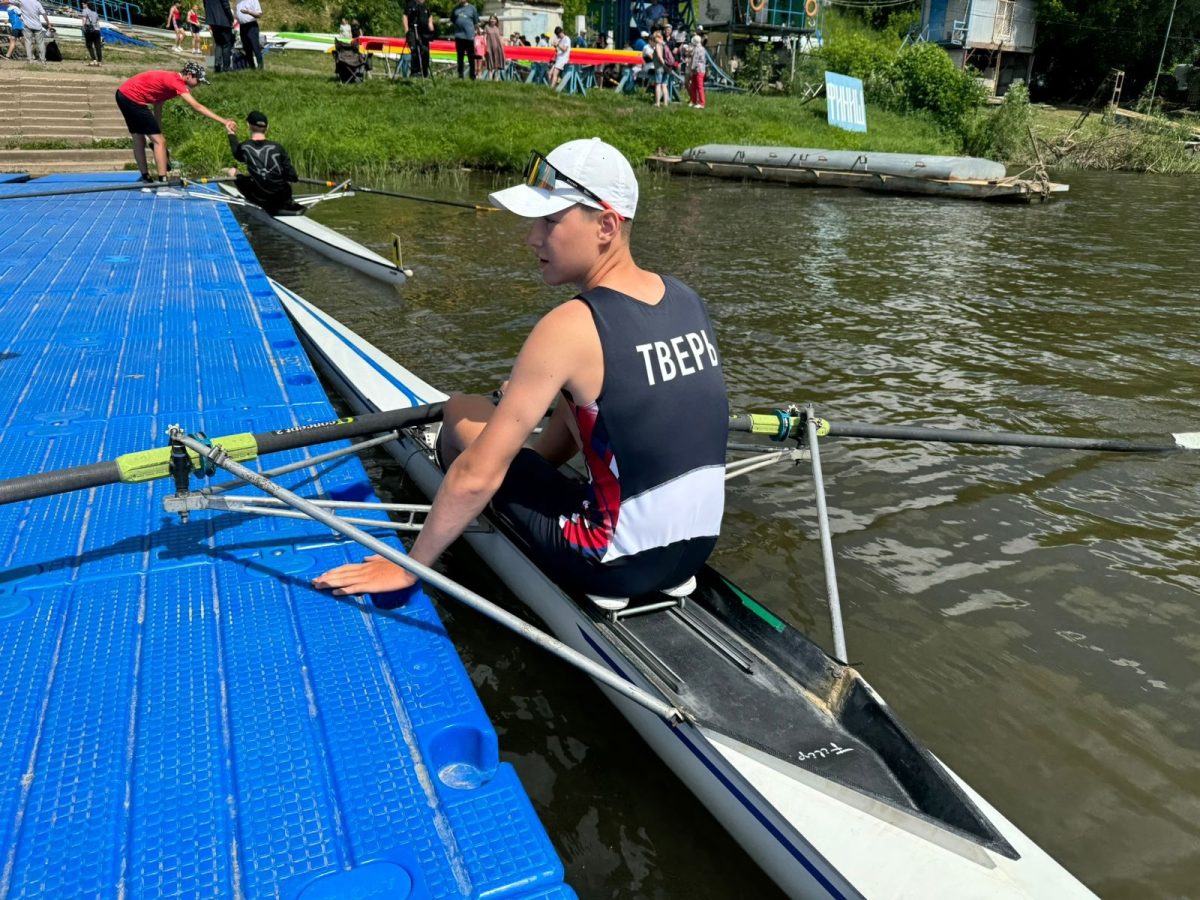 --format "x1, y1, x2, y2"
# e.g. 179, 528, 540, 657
825, 71, 867, 133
